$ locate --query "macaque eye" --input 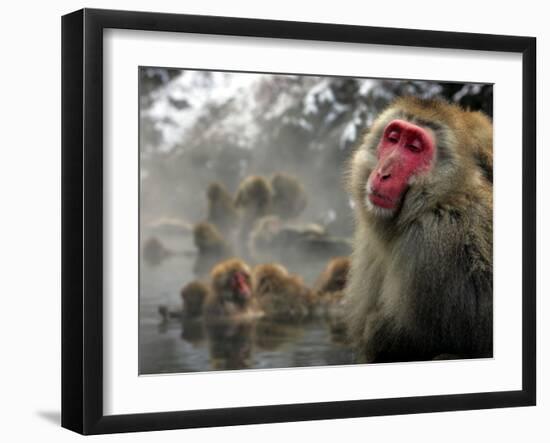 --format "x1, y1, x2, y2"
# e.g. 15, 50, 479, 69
406, 138, 423, 153
387, 131, 400, 143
